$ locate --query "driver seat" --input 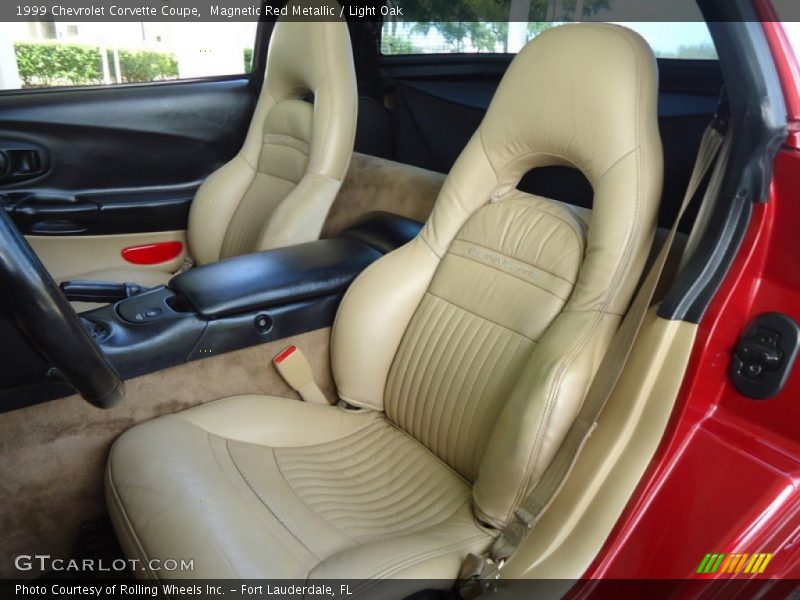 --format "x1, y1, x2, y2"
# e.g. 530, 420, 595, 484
106, 24, 662, 582
67, 2, 357, 289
